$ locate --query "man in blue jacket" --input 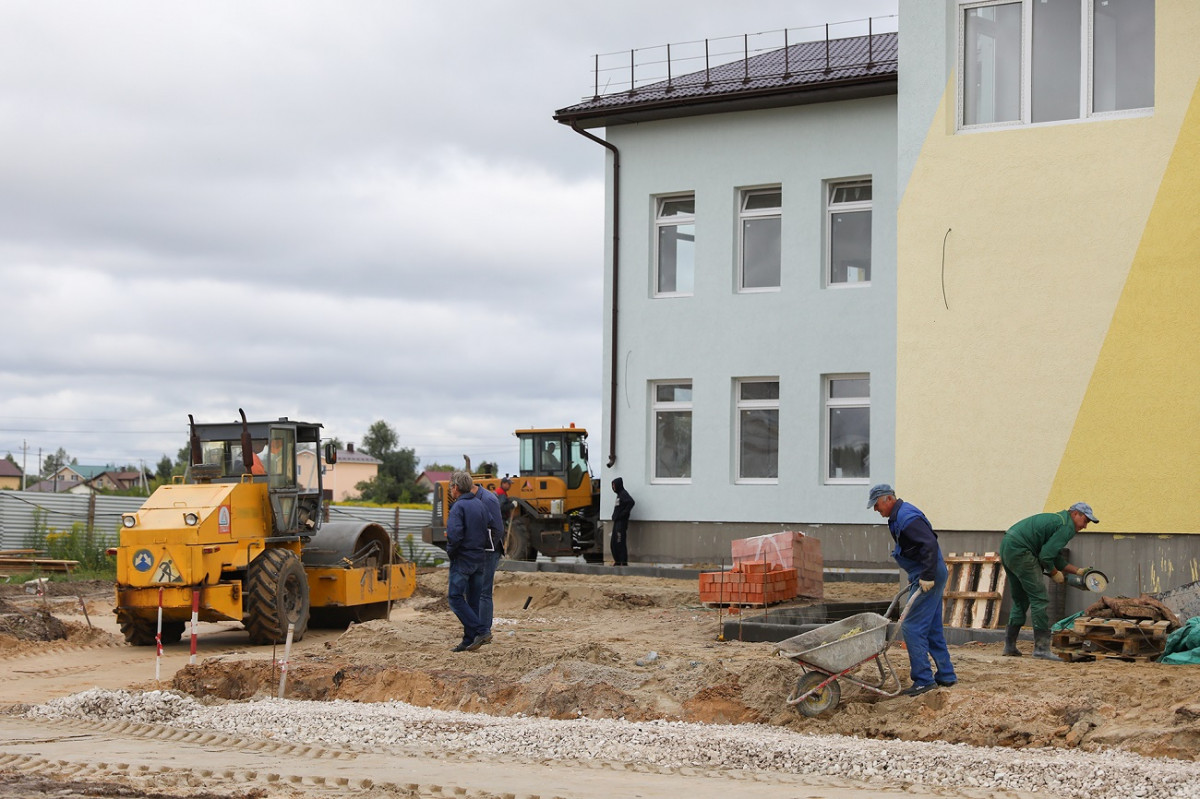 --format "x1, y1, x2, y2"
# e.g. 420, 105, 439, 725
471, 480, 505, 647
446, 471, 491, 652
869, 483, 957, 695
